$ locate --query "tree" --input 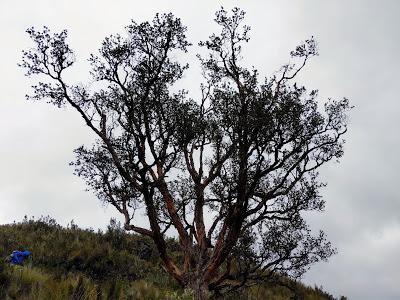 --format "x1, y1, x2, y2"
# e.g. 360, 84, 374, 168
20, 8, 350, 299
